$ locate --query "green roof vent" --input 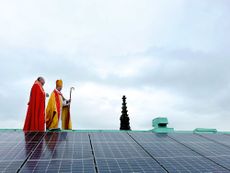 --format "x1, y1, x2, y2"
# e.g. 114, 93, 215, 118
193, 128, 217, 134
151, 117, 174, 133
